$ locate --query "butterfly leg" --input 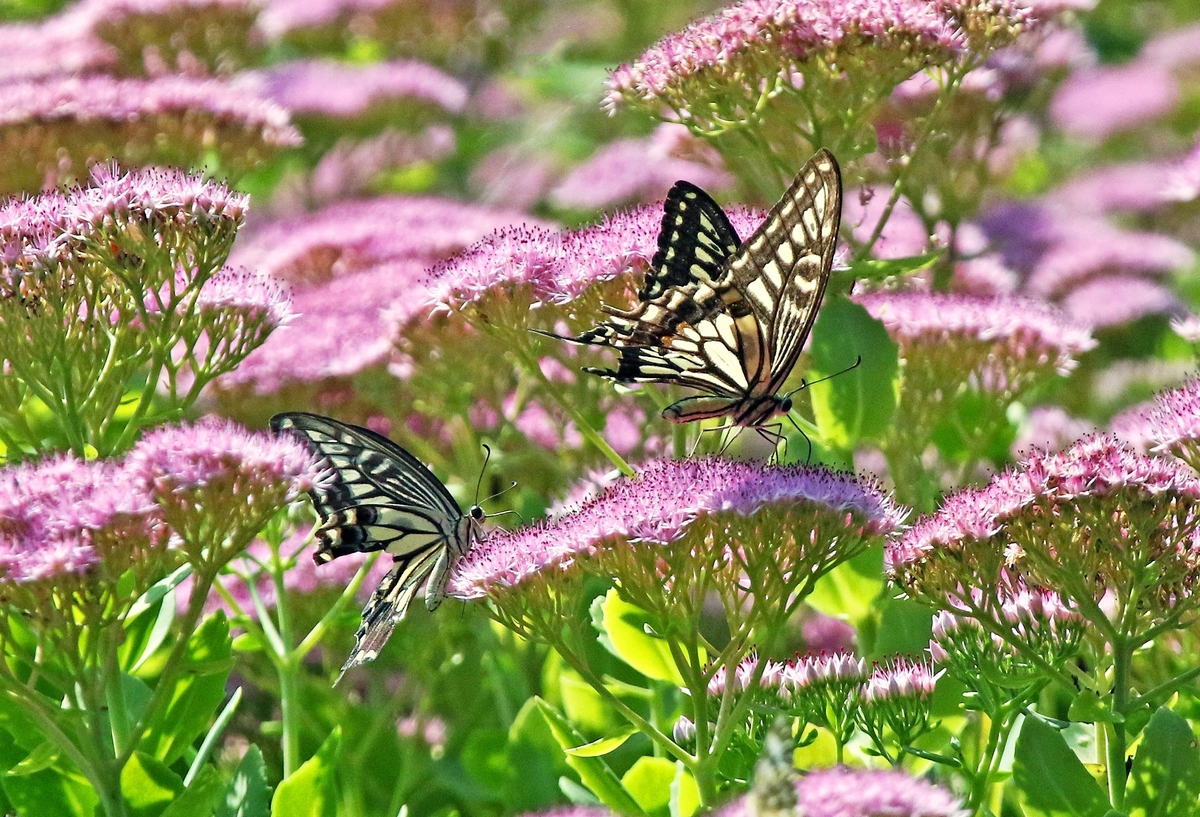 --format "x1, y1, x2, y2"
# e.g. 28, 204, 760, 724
782, 412, 814, 464
754, 423, 788, 464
